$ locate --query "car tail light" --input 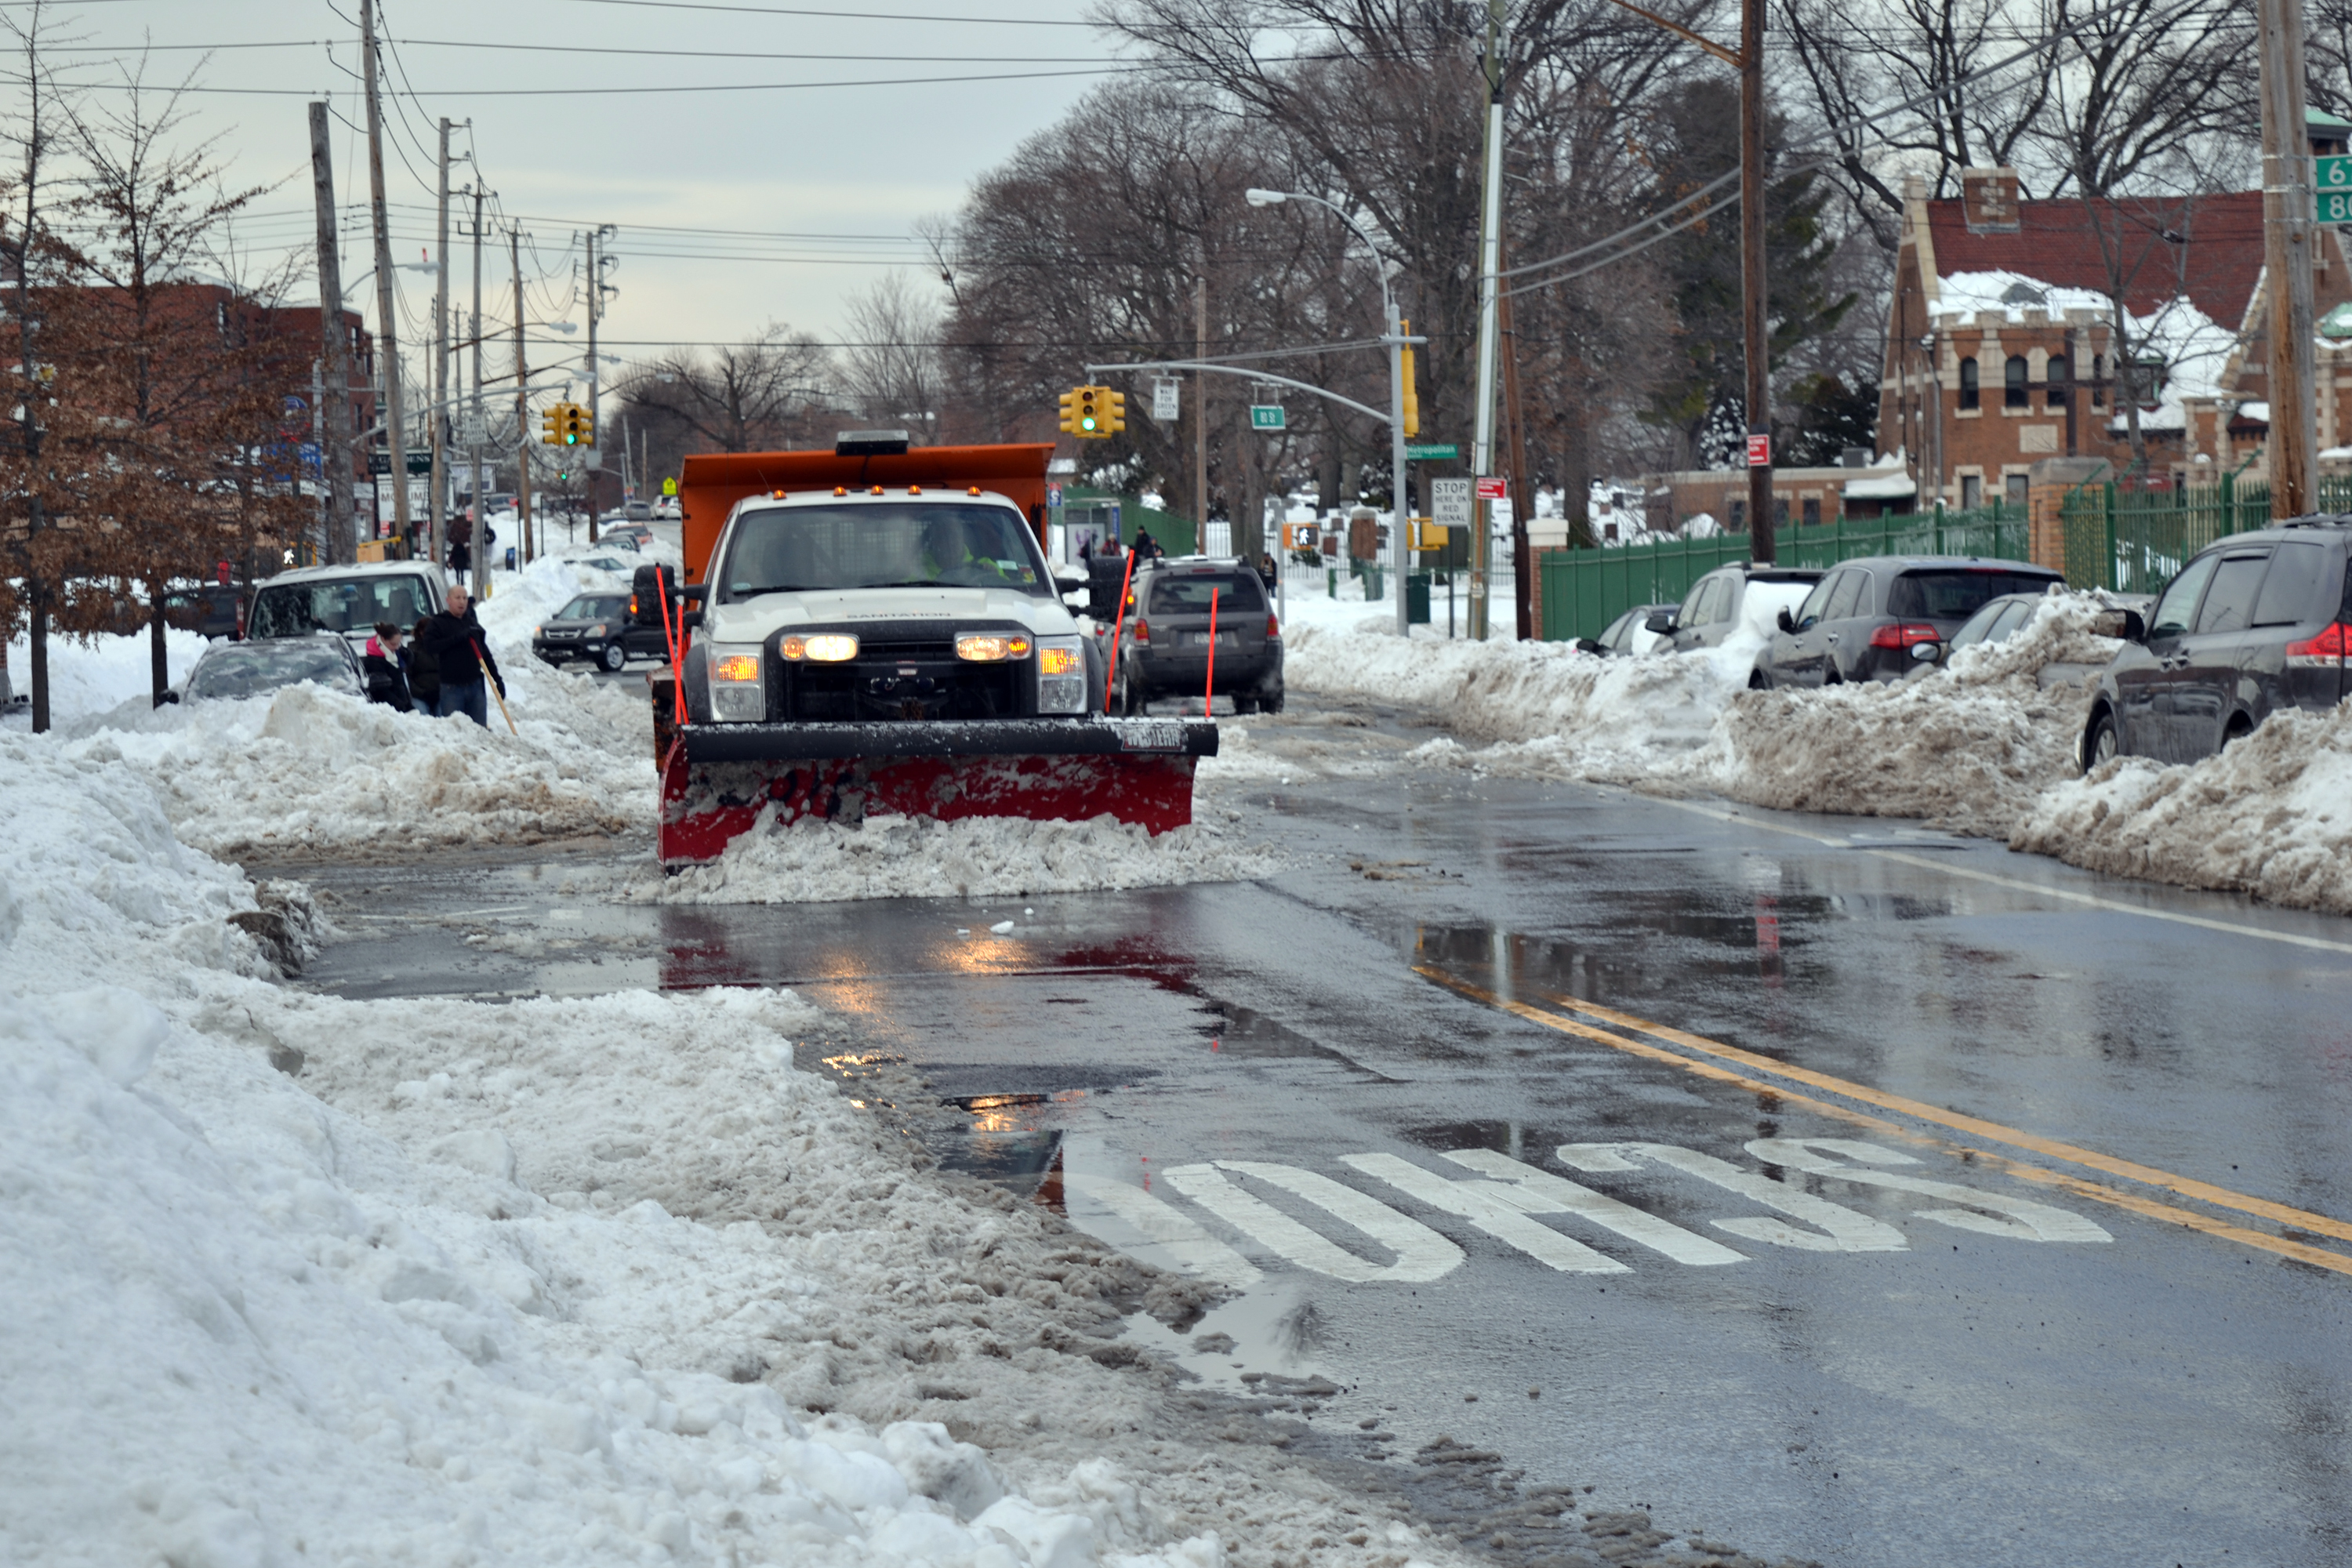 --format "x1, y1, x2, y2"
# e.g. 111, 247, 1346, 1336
1868, 622, 1942, 650
2286, 622, 2350, 666
1266, 613, 1279, 639
1132, 618, 1149, 644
